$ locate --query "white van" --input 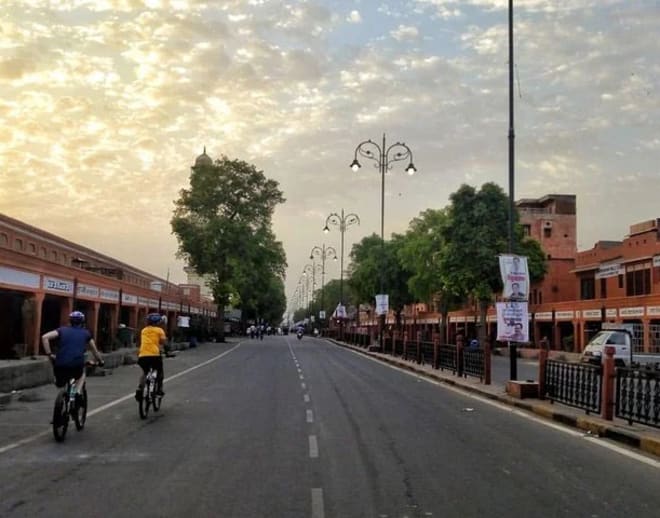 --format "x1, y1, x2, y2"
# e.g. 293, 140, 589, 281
580, 324, 634, 367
